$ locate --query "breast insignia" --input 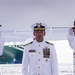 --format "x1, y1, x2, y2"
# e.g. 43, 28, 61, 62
45, 41, 54, 45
